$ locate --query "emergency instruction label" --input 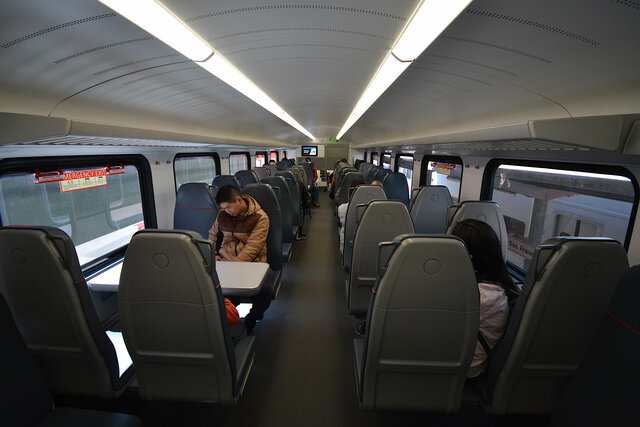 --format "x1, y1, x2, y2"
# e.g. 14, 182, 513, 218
60, 169, 108, 192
